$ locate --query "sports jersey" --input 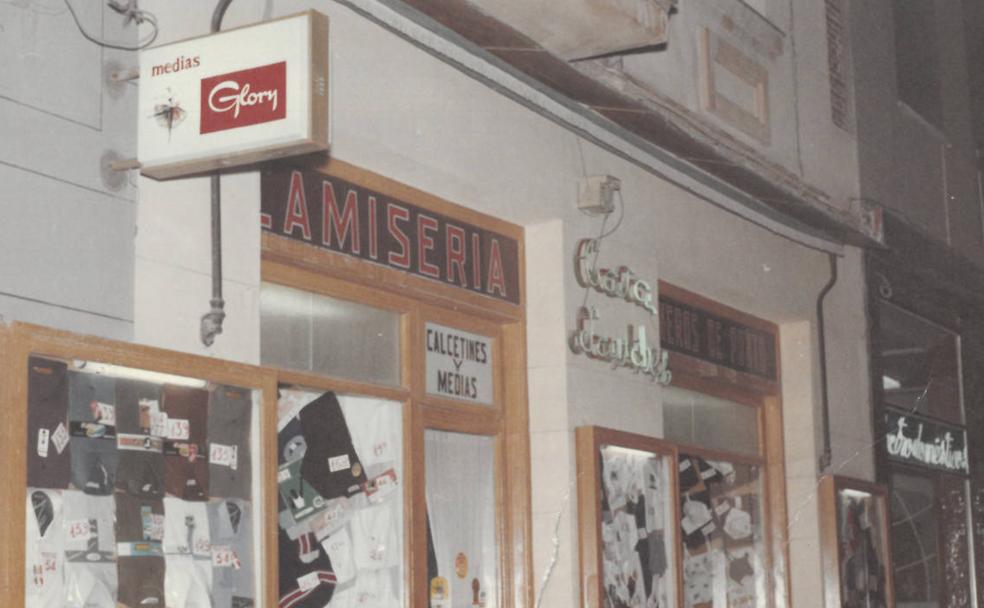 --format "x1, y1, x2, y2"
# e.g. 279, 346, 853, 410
208, 498, 255, 608
329, 568, 401, 608
27, 357, 71, 489
350, 501, 401, 571
68, 372, 119, 495
278, 528, 336, 608
115, 379, 165, 498
63, 491, 116, 606
337, 395, 401, 477
25, 489, 65, 608
208, 385, 252, 500
115, 493, 165, 607
161, 385, 209, 501
298, 392, 366, 501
